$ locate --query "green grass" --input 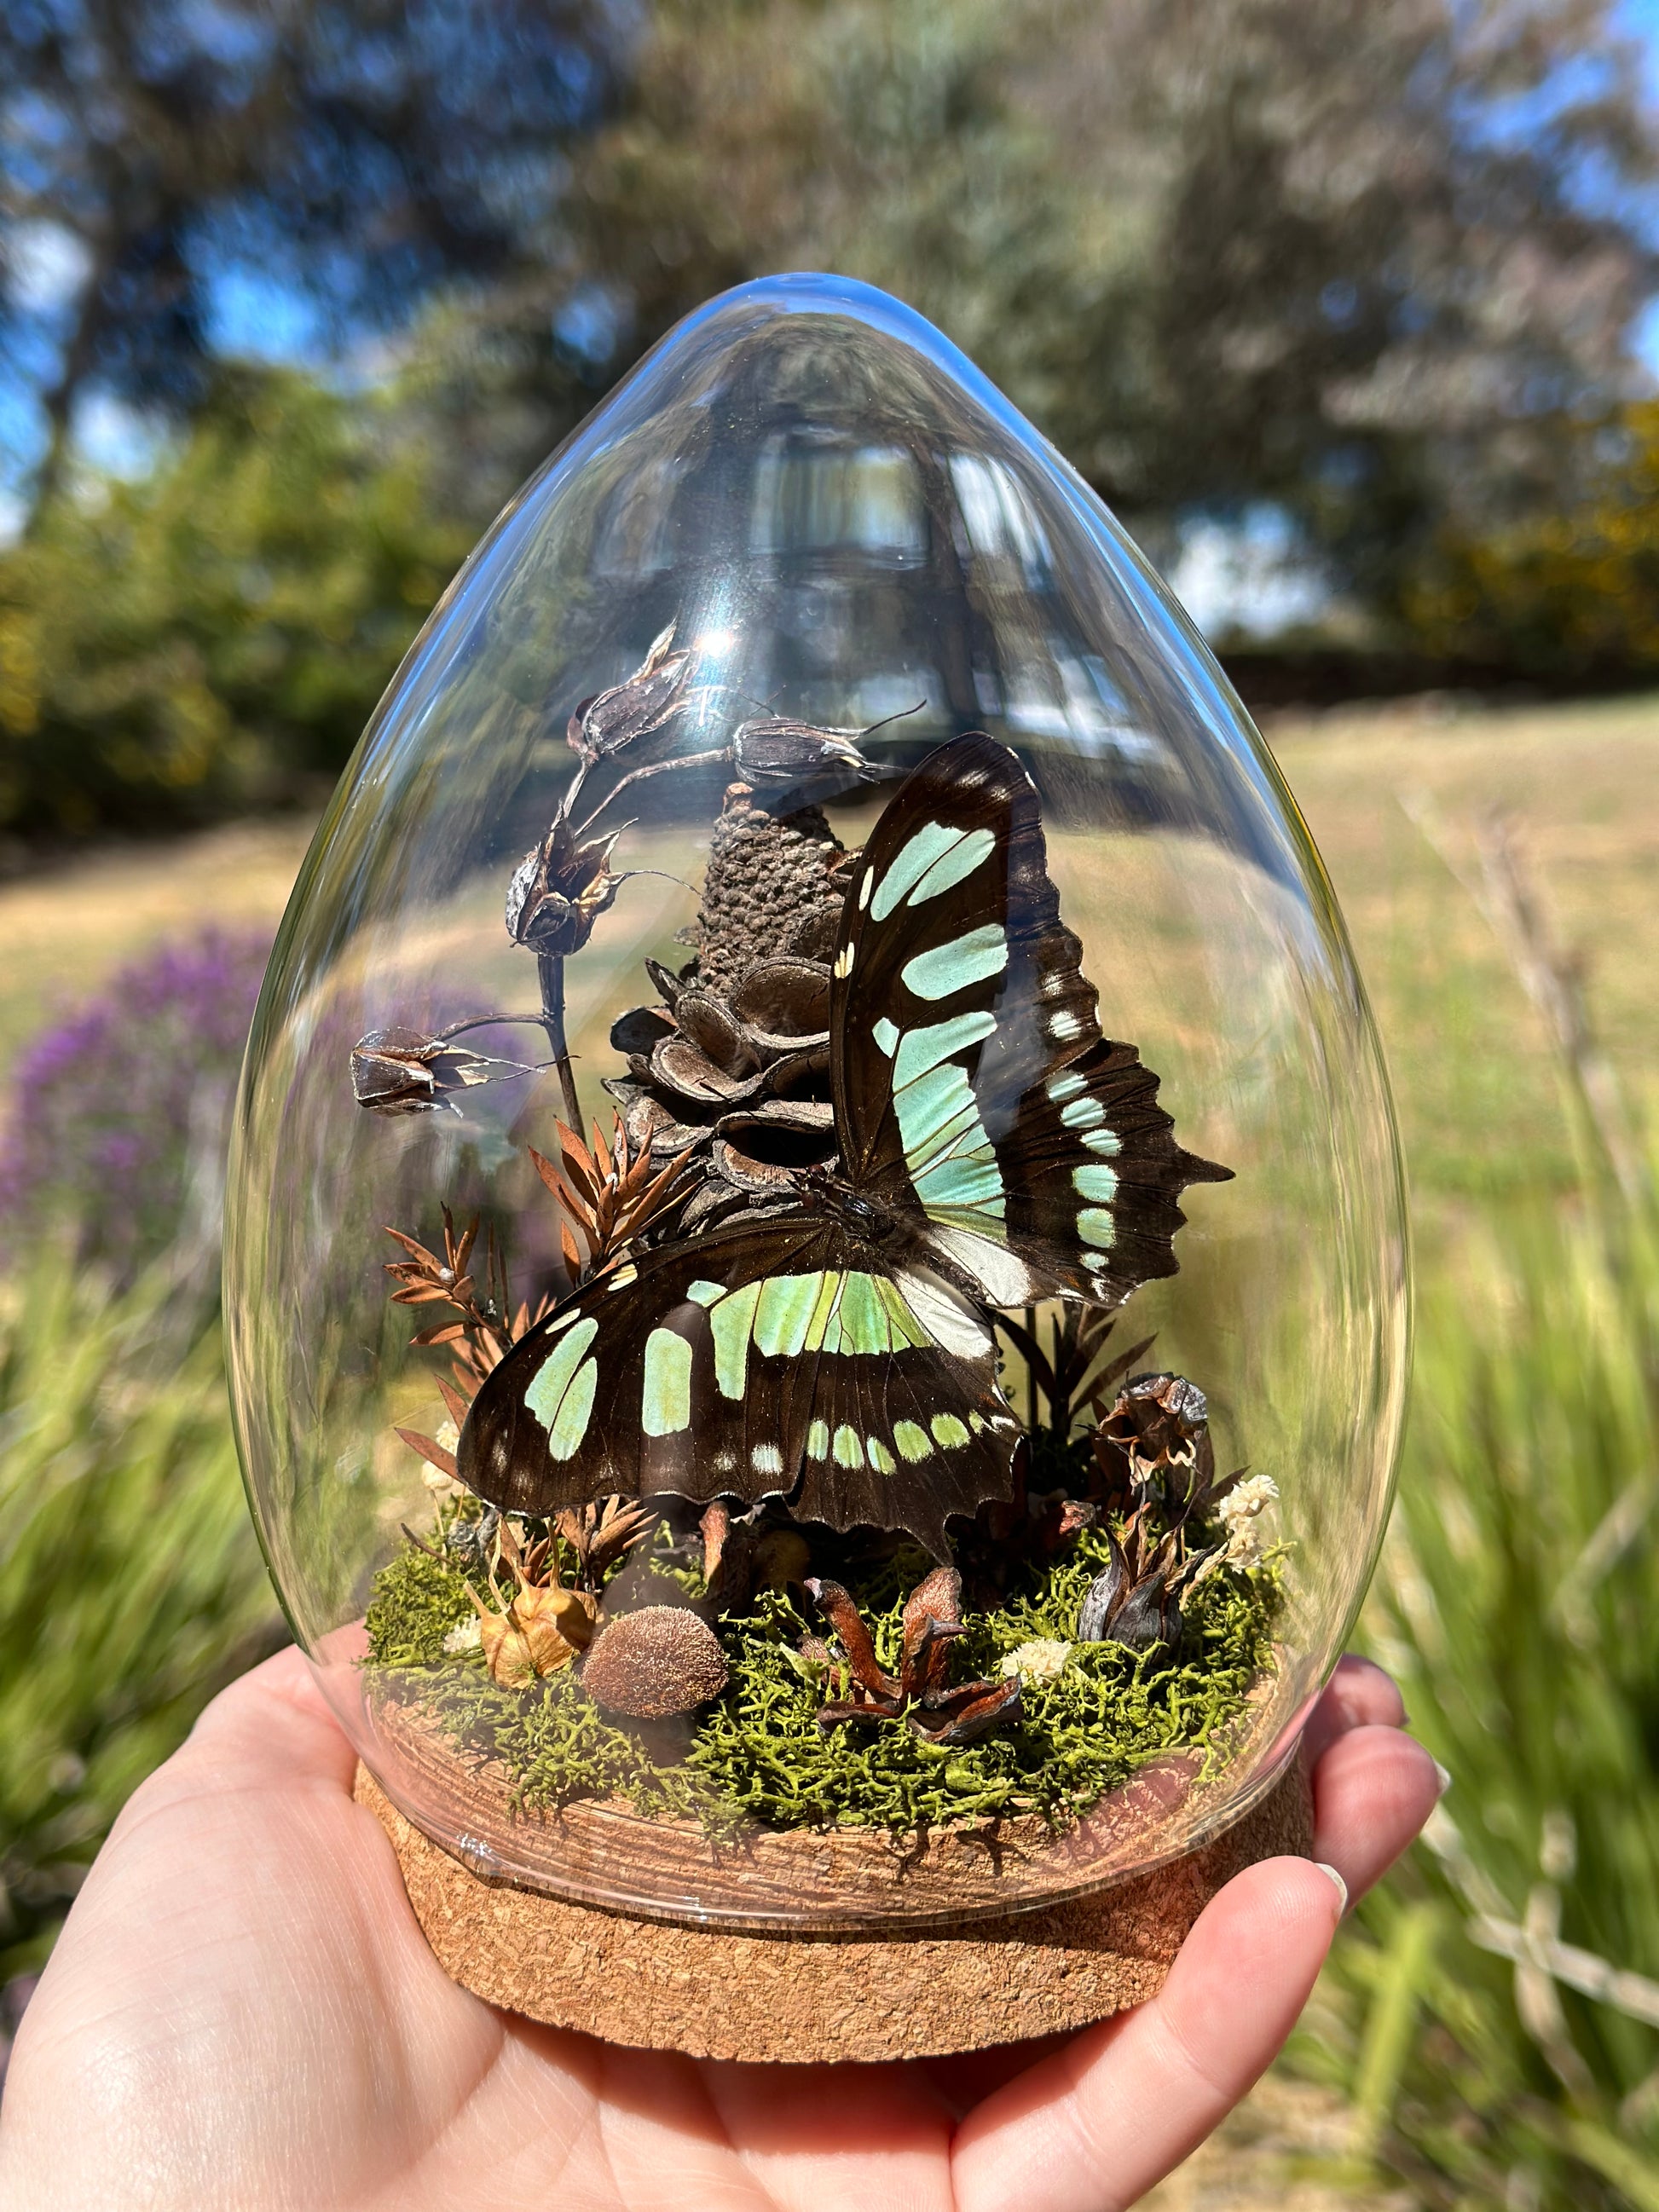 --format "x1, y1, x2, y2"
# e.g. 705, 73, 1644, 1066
0, 1250, 283, 1984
